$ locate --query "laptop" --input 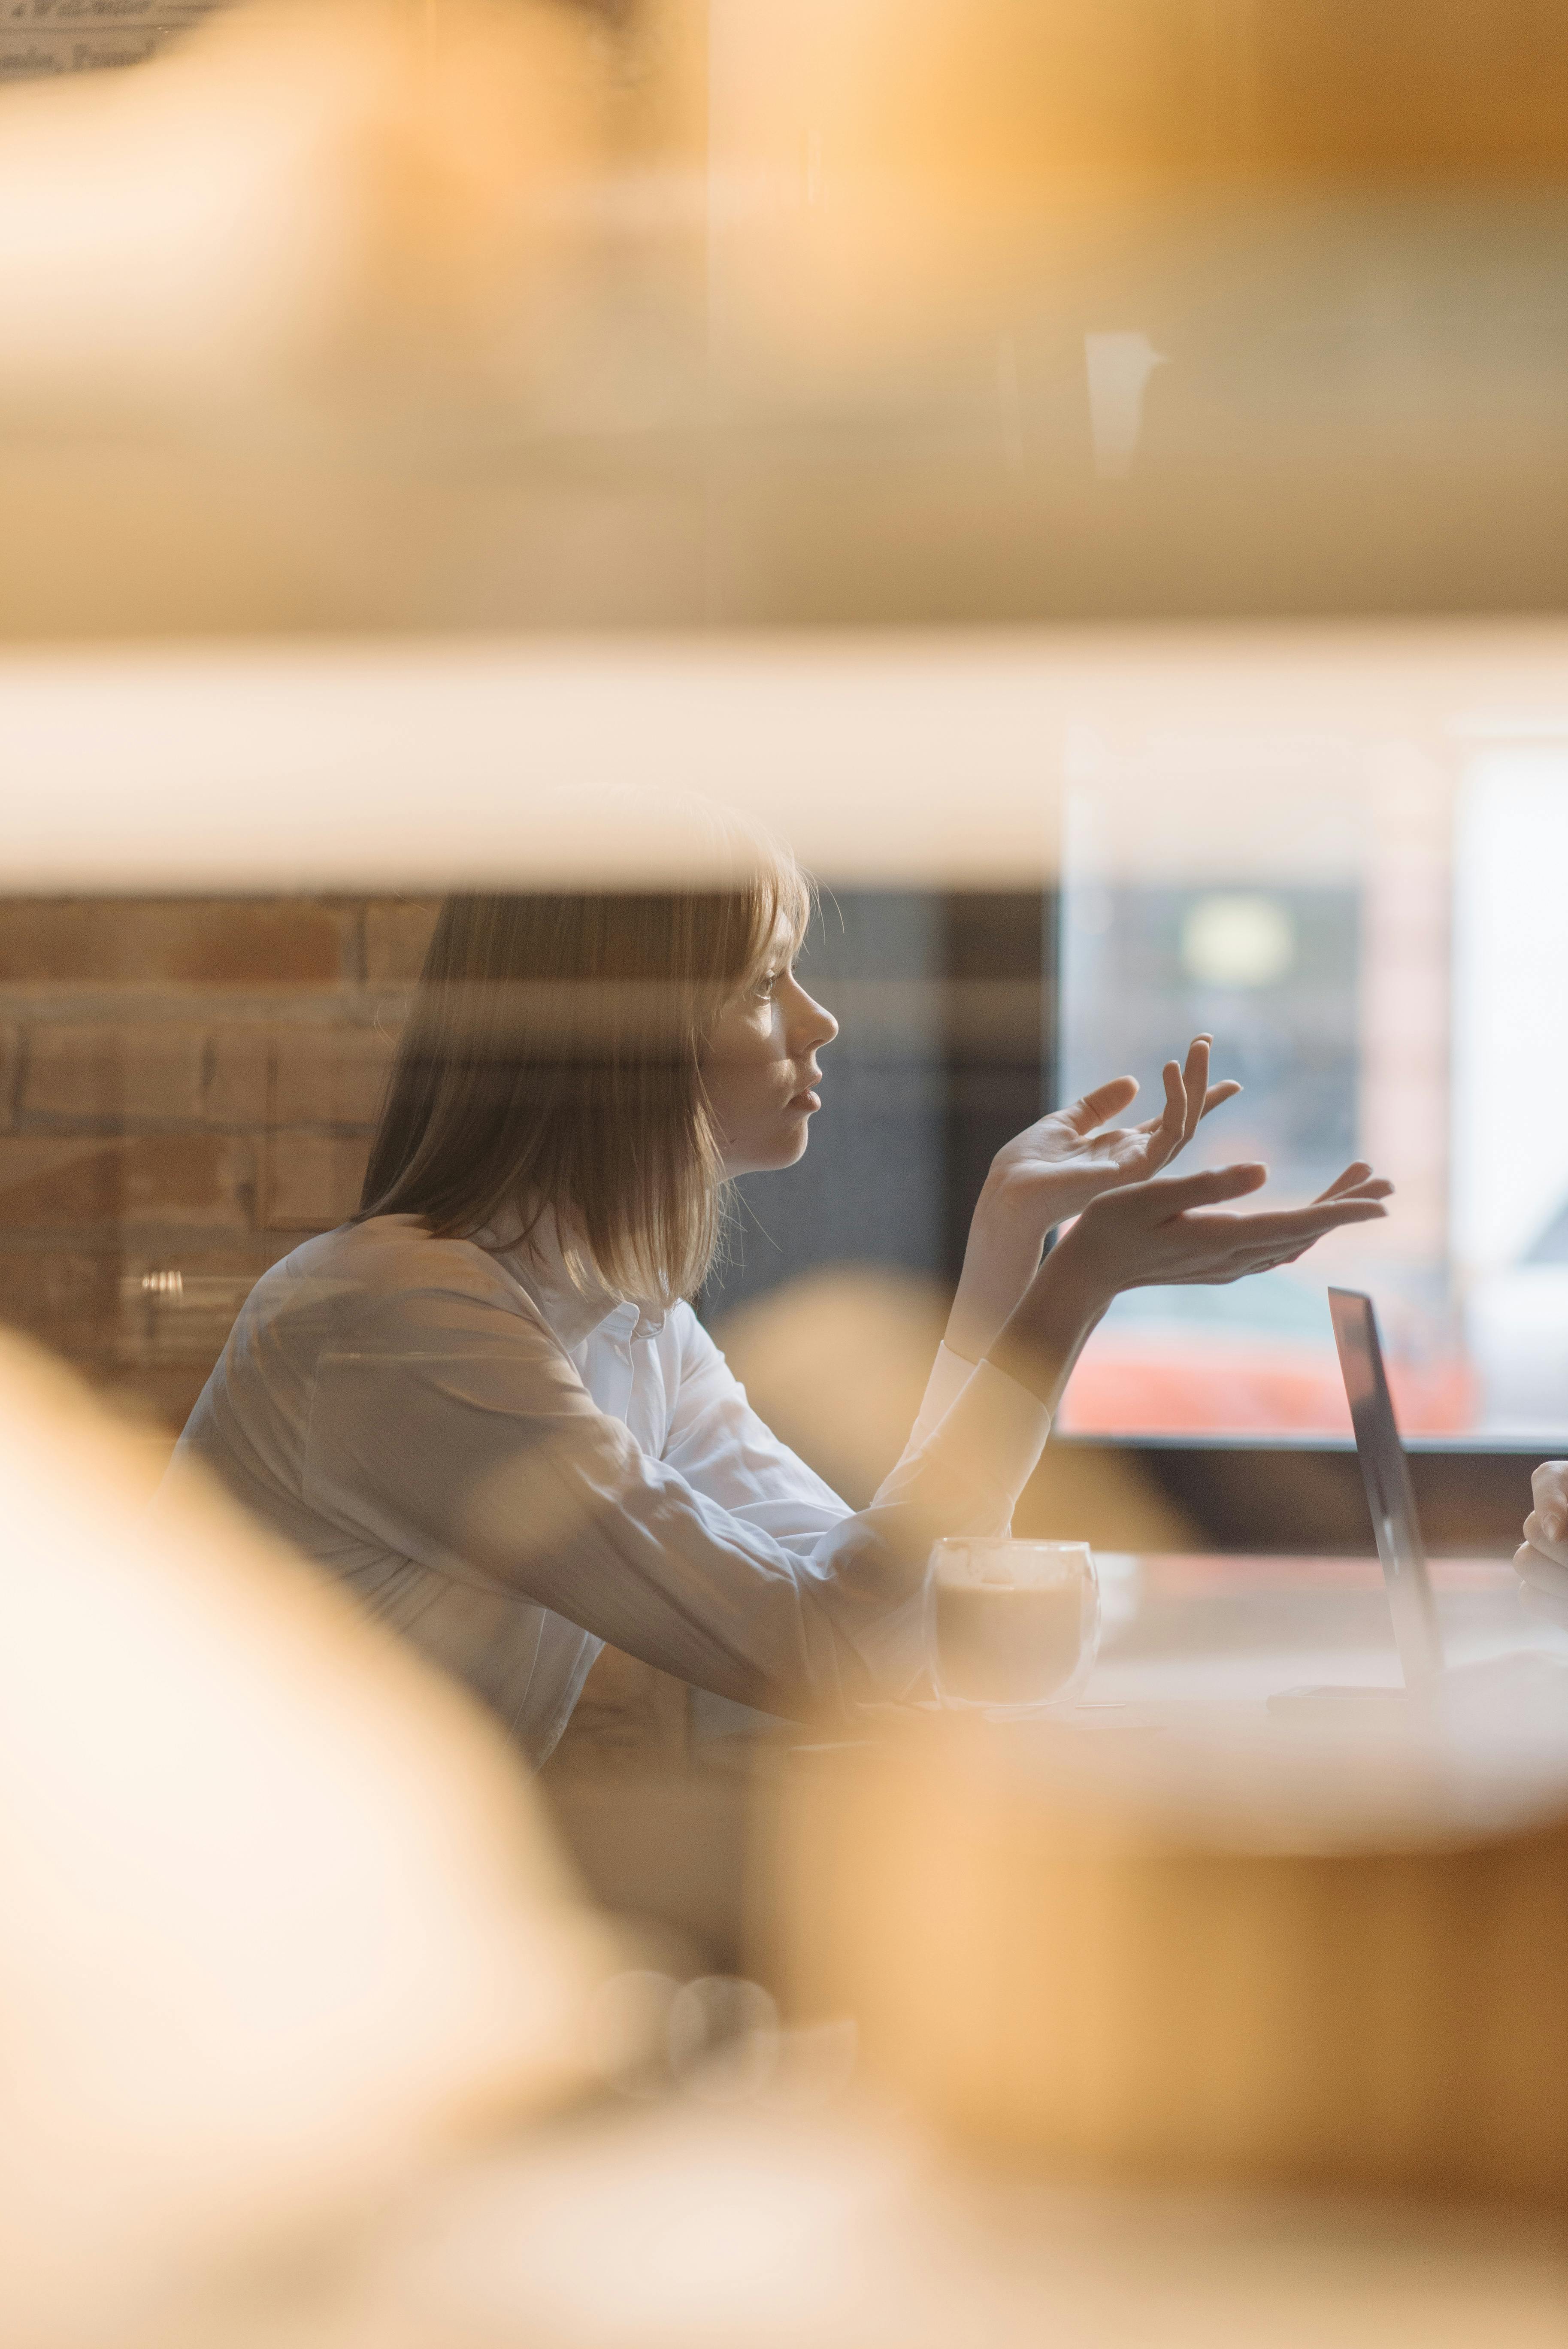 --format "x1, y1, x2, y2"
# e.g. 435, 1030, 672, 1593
1268, 1288, 1445, 1714
1328, 1287, 1446, 1683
